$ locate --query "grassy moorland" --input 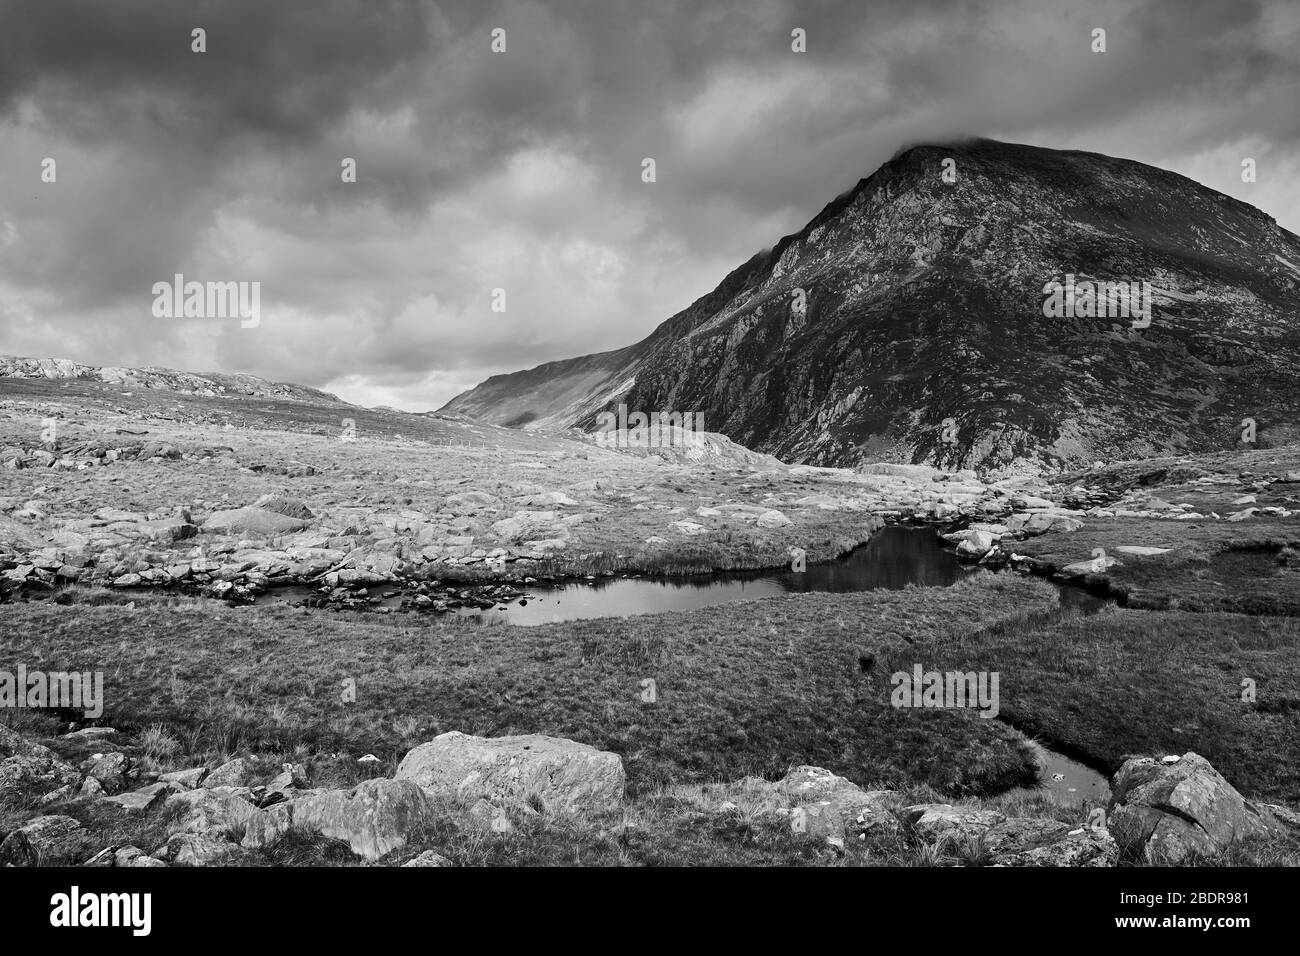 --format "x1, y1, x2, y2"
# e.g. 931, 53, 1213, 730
4, 573, 1299, 866
0, 575, 1059, 797
918, 605, 1300, 804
